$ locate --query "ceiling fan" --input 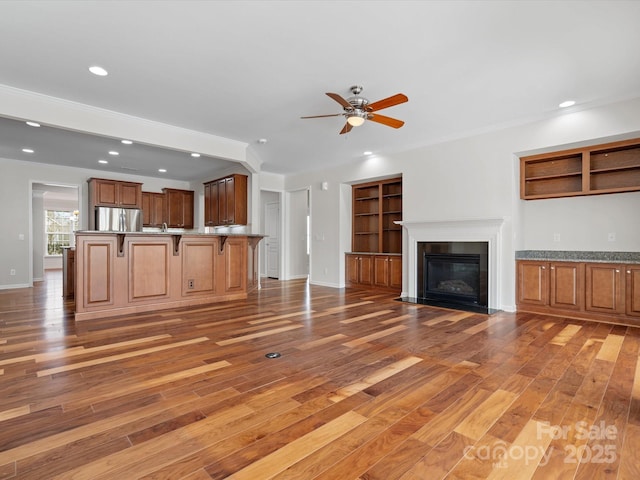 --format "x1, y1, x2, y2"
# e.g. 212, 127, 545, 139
301, 85, 408, 135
